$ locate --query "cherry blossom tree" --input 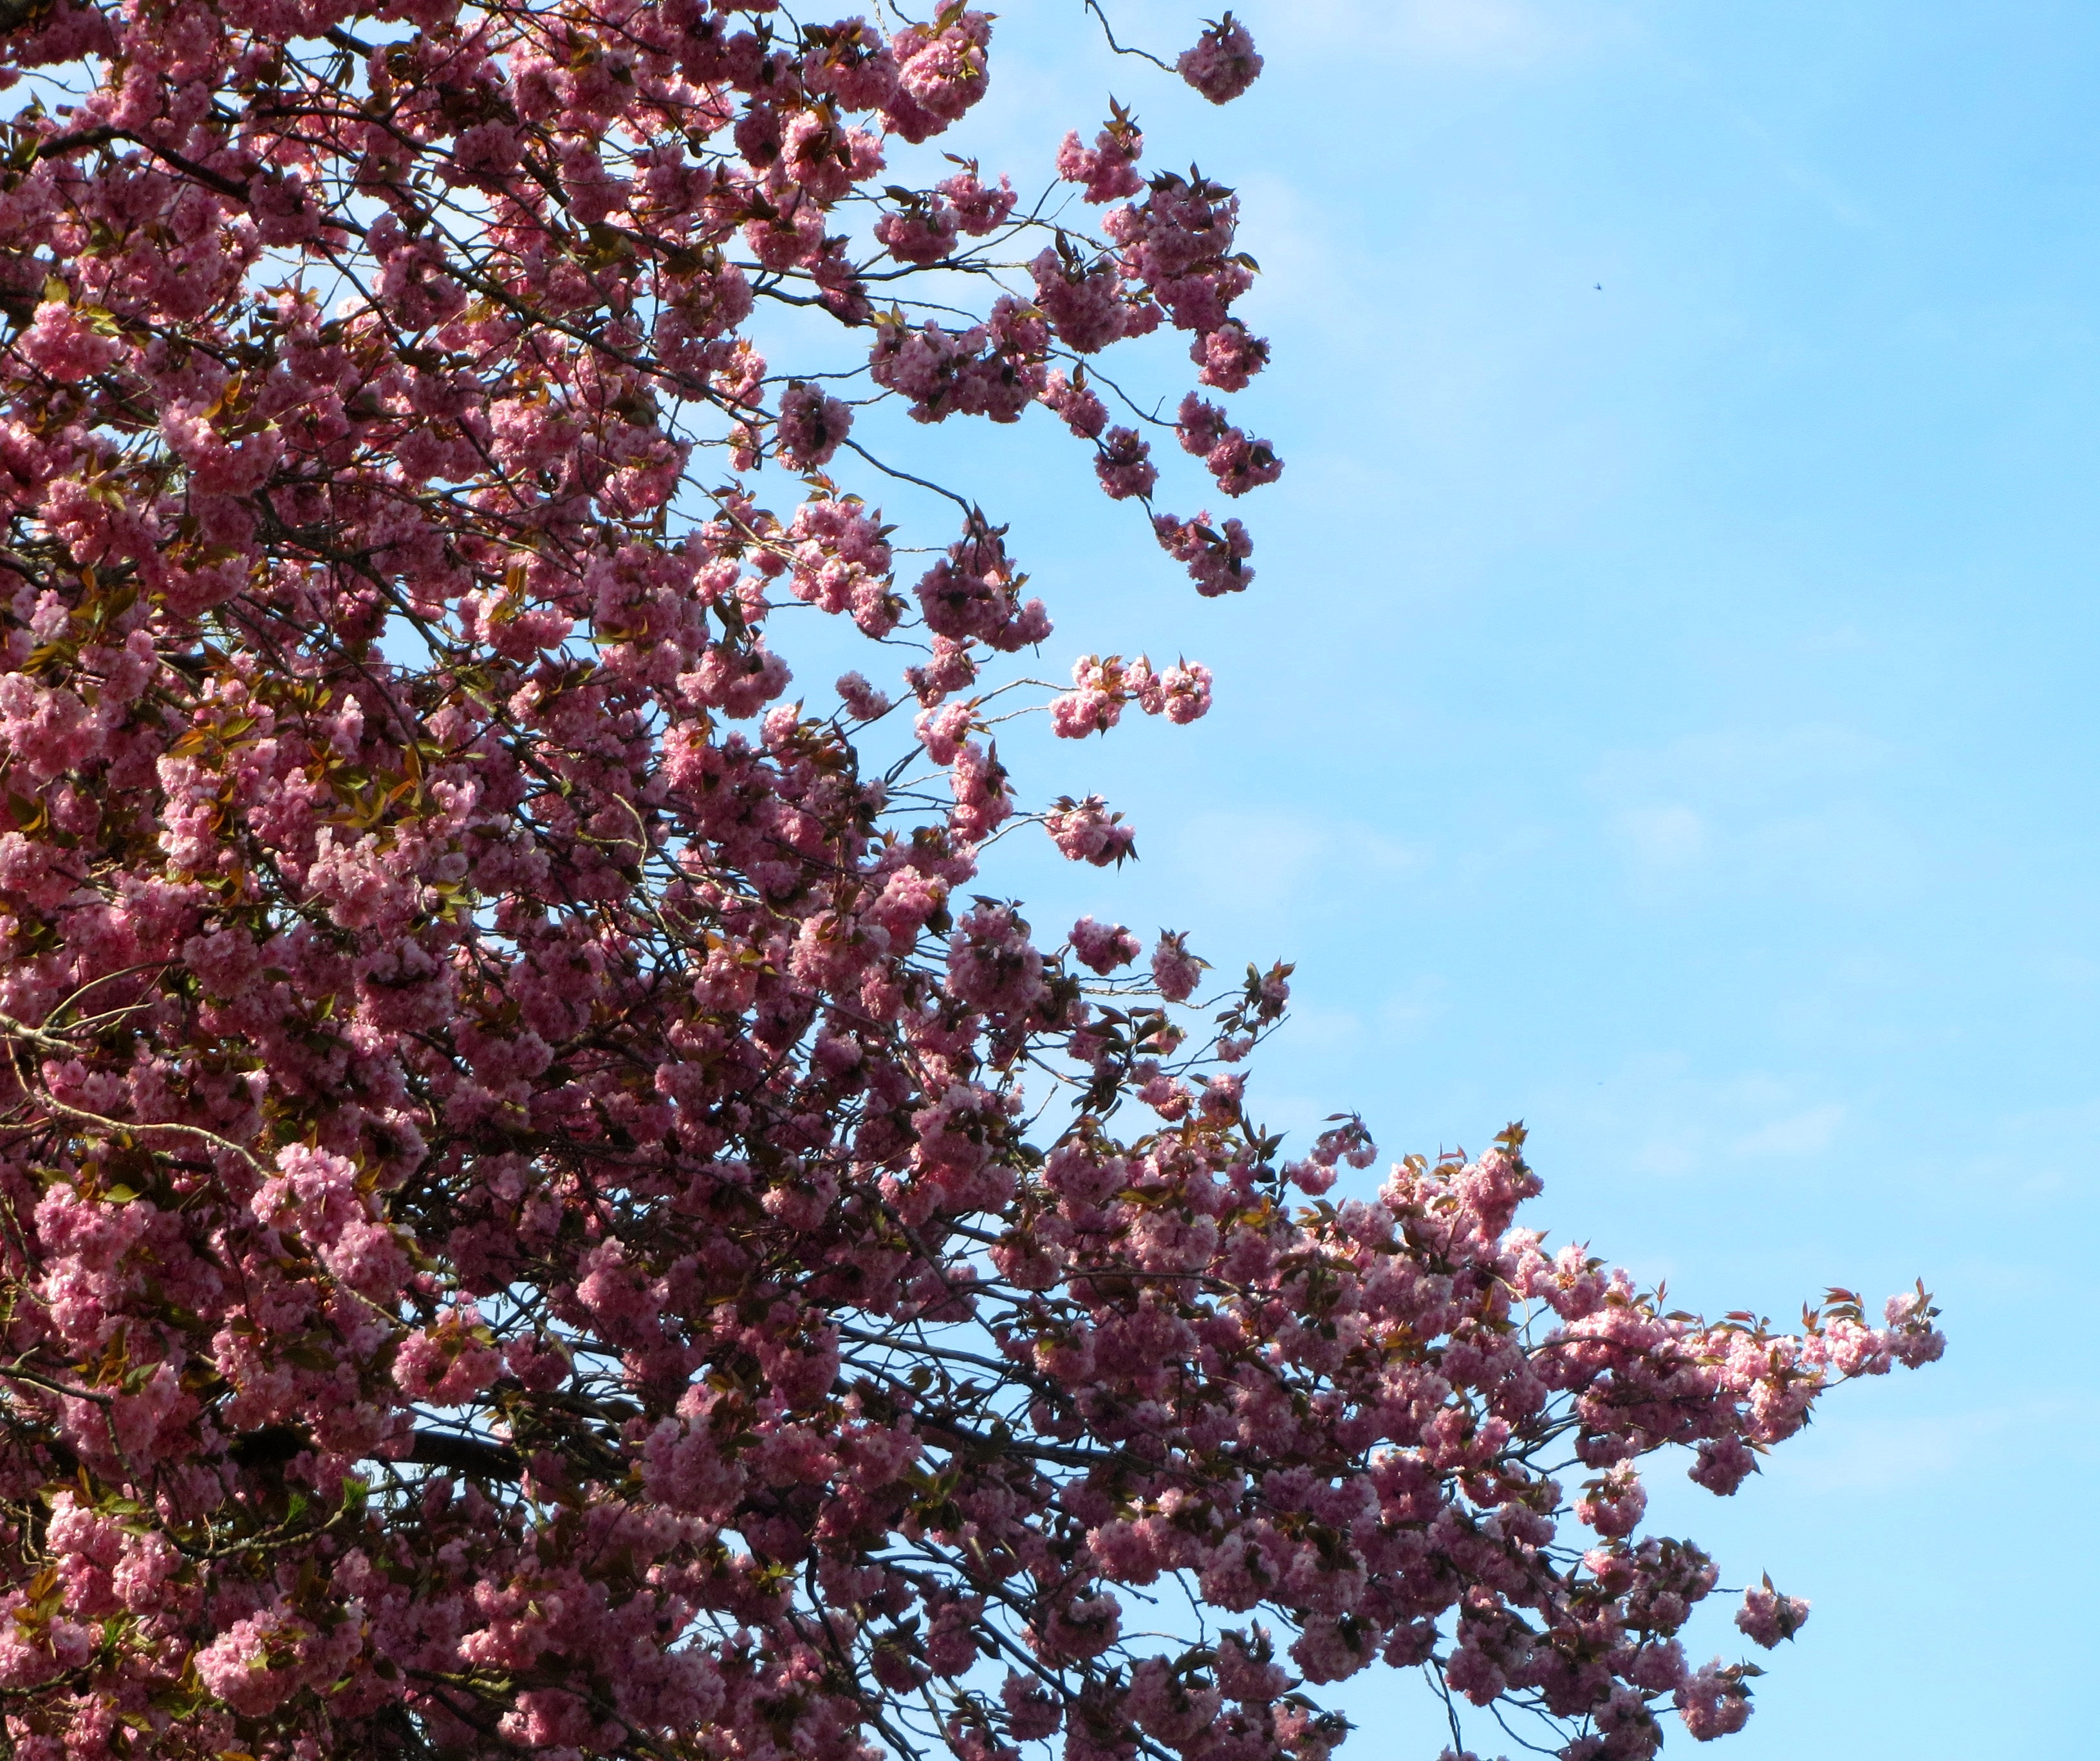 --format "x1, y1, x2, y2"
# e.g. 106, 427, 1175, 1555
0, 4, 1941, 1760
